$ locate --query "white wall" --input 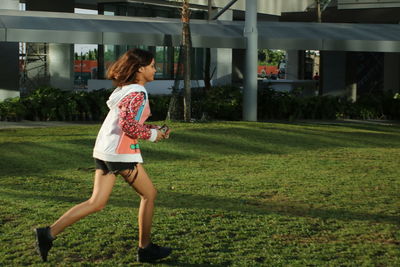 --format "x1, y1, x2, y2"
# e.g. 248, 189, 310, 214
0, 89, 20, 100
87, 80, 205, 95
147, 80, 205, 95
1, 0, 19, 9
